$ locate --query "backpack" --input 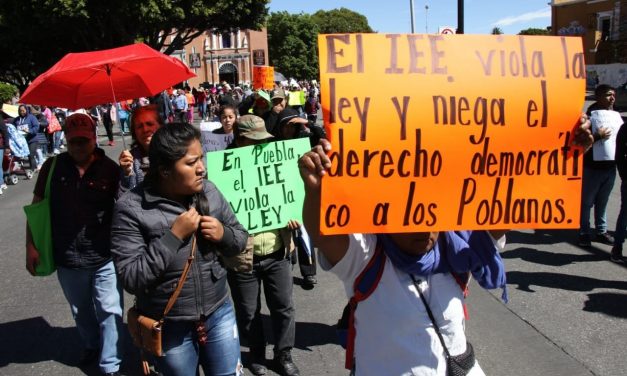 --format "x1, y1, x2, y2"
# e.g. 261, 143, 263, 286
336, 236, 470, 371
